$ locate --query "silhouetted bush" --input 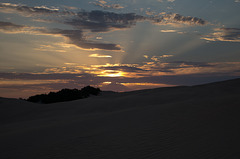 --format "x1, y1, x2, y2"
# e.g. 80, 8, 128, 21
27, 86, 101, 104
